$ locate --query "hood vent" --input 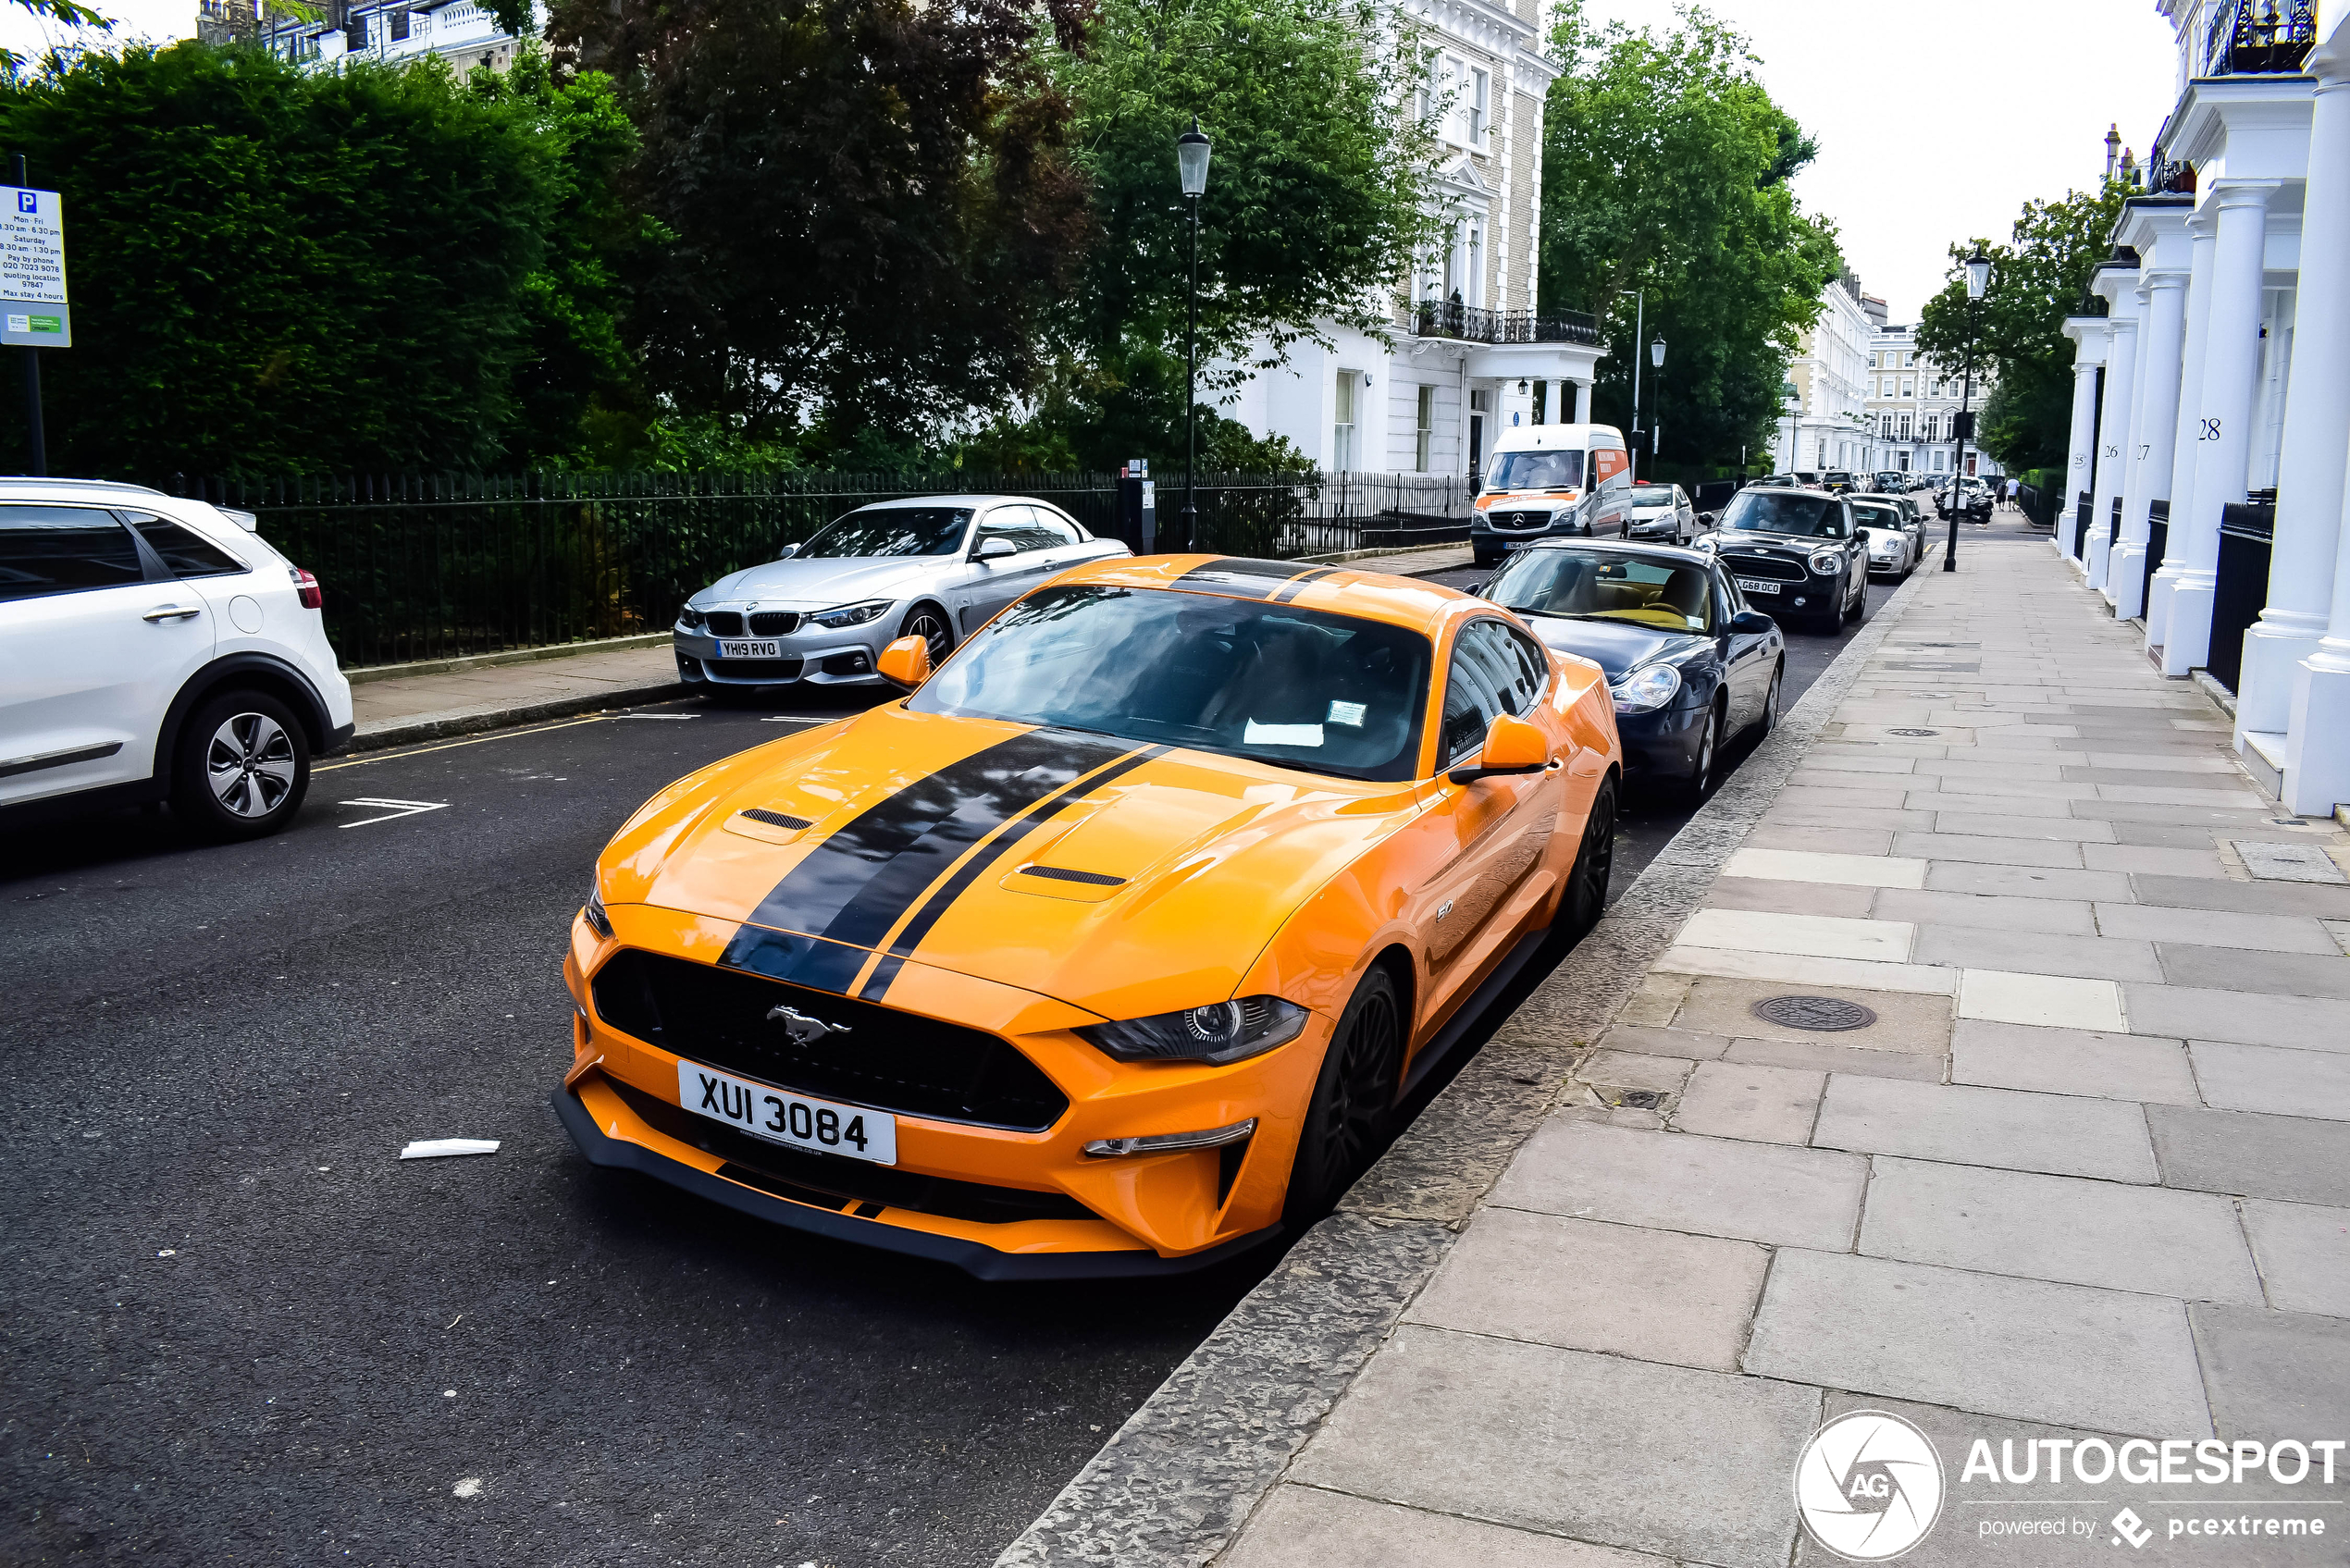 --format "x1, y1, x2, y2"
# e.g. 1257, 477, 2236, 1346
1020, 865, 1125, 886
741, 808, 813, 830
